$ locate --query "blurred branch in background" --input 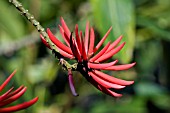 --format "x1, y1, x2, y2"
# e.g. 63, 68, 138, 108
0, 31, 39, 56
